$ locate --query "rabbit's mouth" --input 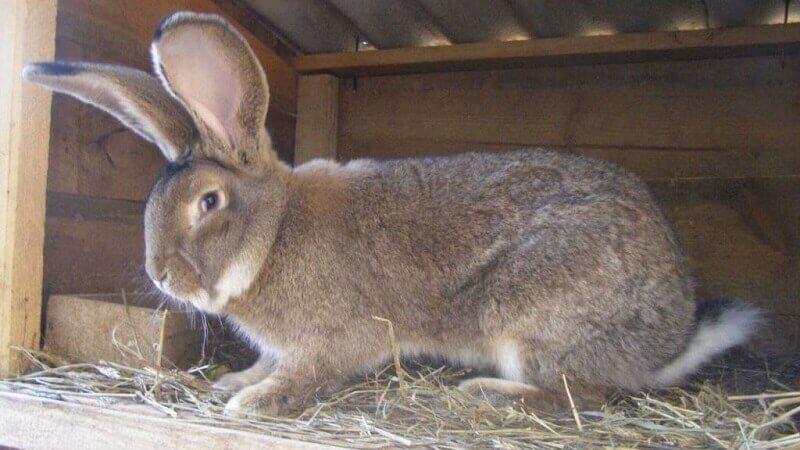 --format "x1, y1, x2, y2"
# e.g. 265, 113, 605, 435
150, 254, 218, 311
159, 277, 218, 313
